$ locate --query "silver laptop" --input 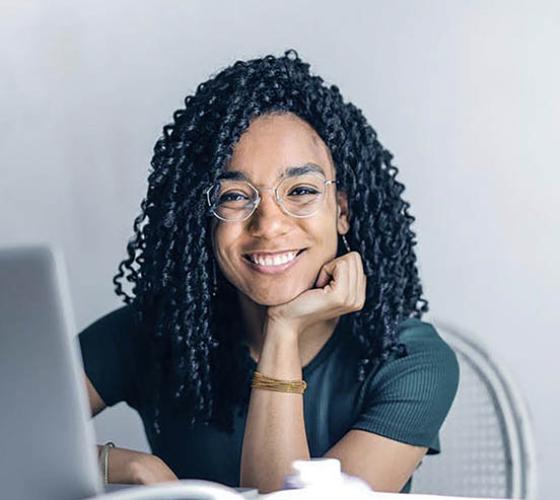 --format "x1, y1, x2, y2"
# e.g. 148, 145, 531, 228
0, 246, 253, 500
0, 245, 103, 500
